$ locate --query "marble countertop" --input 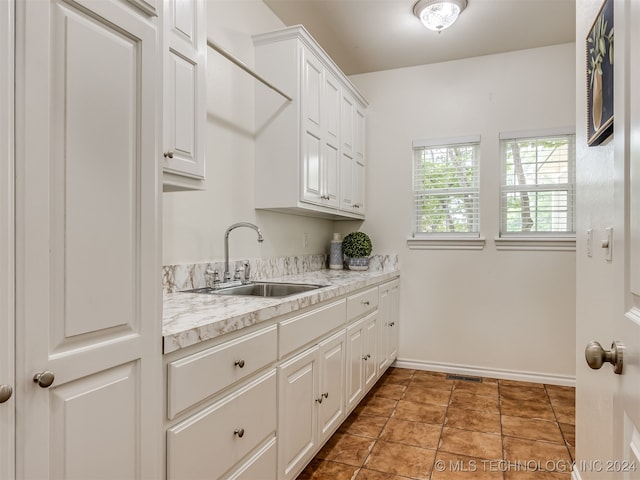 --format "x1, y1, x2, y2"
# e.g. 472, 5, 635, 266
163, 268, 400, 354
